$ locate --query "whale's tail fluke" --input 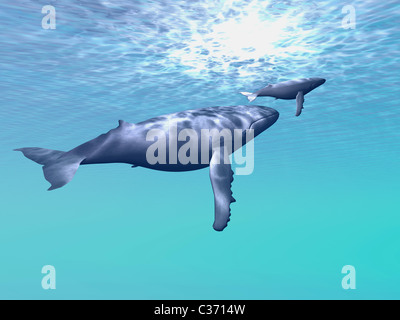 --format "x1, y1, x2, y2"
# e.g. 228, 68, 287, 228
14, 147, 85, 191
14, 147, 65, 165
240, 92, 258, 102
